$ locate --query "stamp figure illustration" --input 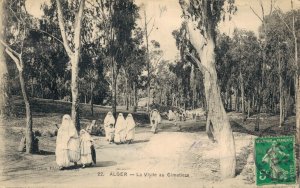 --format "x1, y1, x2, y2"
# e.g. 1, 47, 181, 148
255, 136, 296, 186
